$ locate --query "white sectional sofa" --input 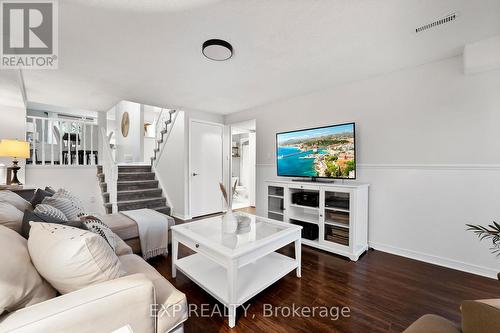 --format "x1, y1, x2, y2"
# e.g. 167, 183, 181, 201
0, 190, 188, 333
